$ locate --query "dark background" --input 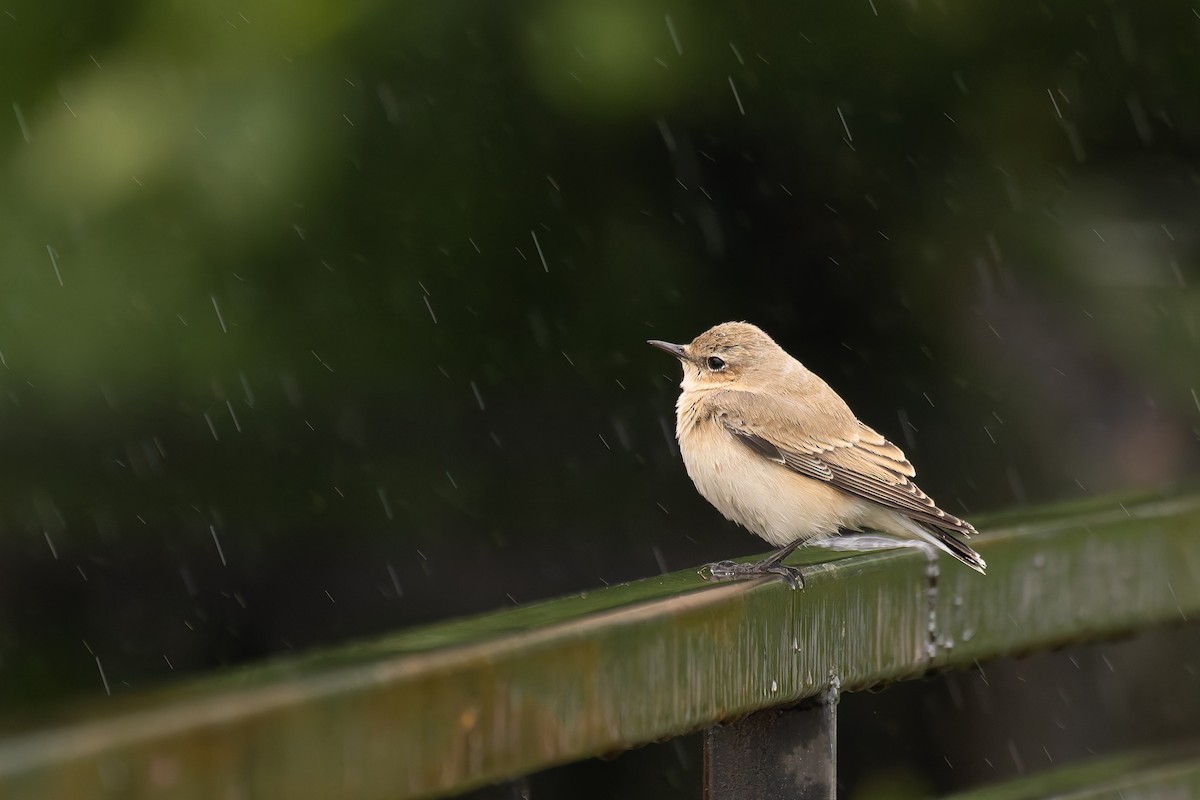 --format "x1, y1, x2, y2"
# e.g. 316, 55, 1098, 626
2, 0, 1199, 795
